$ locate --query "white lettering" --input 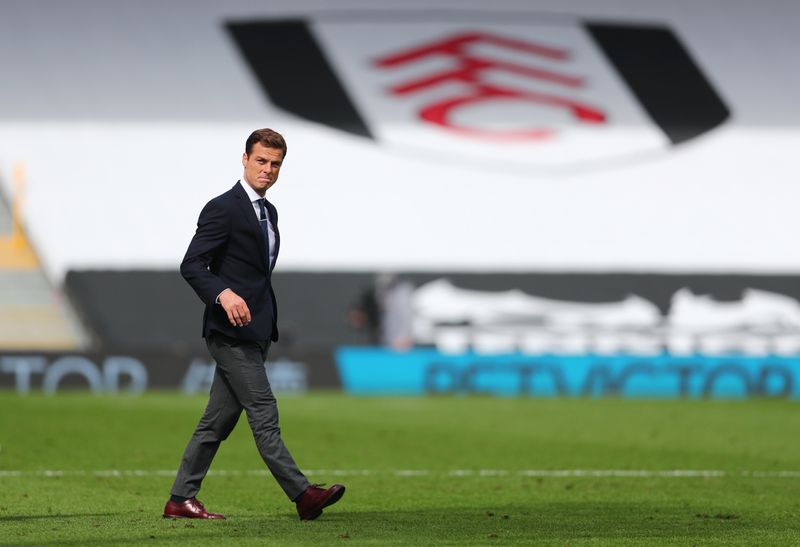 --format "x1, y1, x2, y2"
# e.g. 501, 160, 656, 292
181, 359, 215, 394
0, 356, 46, 394
103, 356, 148, 394
42, 356, 103, 394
